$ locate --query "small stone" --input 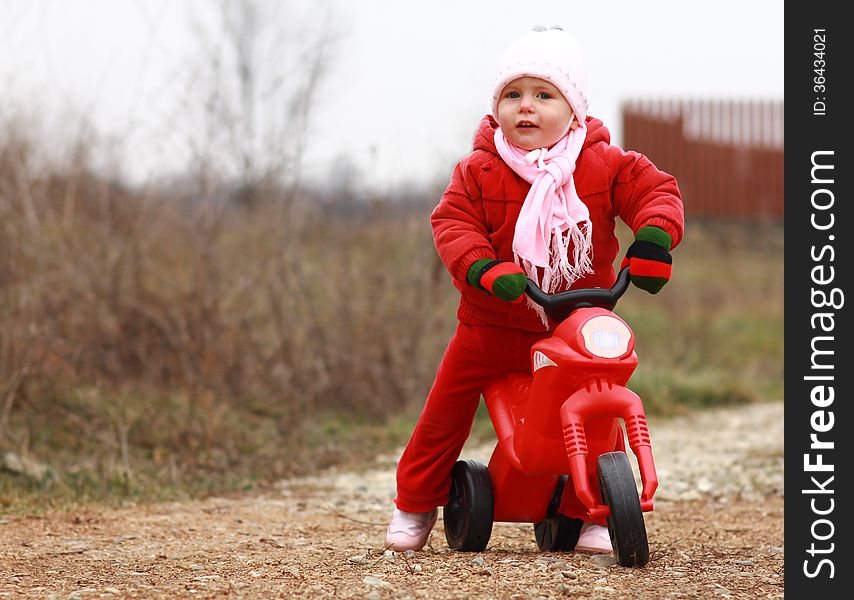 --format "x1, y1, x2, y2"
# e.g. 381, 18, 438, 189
413, 564, 422, 573
363, 576, 392, 589
189, 563, 203, 571
470, 557, 485, 566
383, 550, 396, 559
104, 590, 121, 595
348, 555, 370, 565
561, 570, 578, 579
249, 570, 262, 577
734, 559, 754, 566
590, 555, 618, 568
479, 567, 494, 576
403, 550, 416, 557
